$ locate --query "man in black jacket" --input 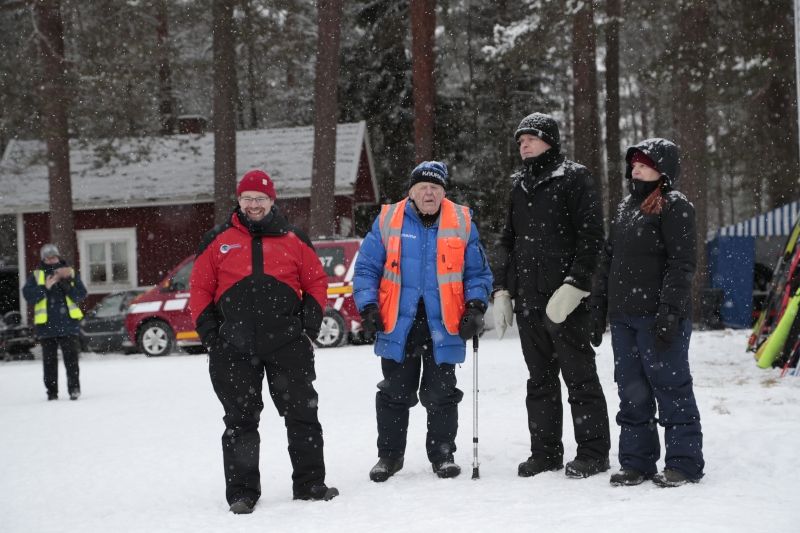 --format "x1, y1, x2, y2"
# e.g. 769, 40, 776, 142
493, 113, 611, 479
